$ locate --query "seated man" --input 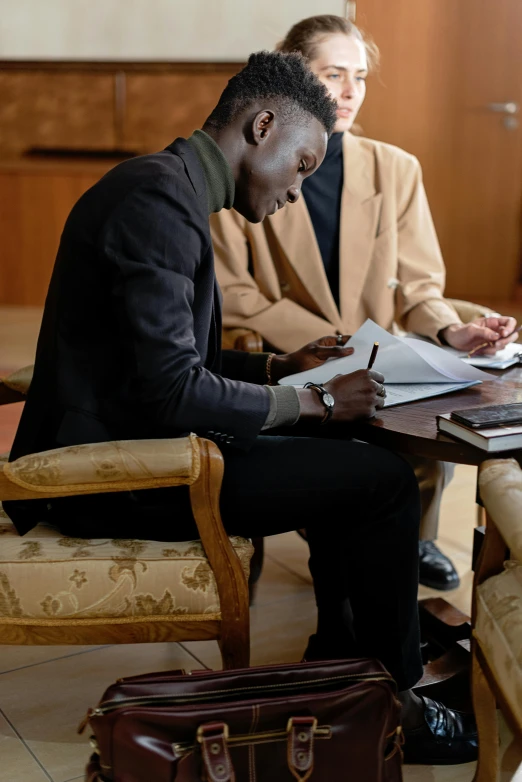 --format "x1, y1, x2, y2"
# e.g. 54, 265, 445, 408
210, 14, 519, 592
4, 51, 476, 766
